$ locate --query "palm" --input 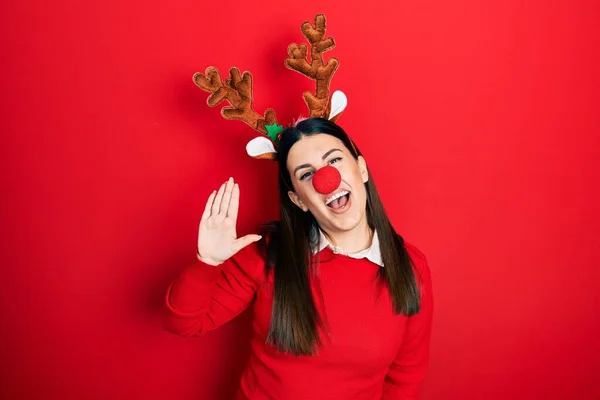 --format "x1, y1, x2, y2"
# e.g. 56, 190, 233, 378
198, 213, 237, 261
197, 178, 260, 264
